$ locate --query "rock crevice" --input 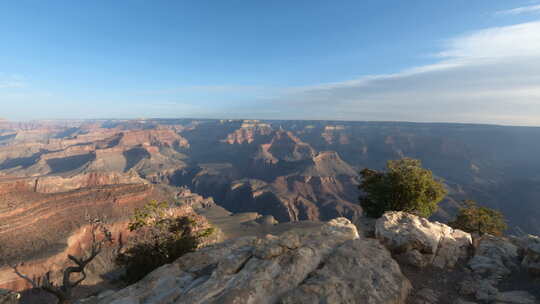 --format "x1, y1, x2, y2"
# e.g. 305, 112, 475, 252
90, 218, 411, 304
